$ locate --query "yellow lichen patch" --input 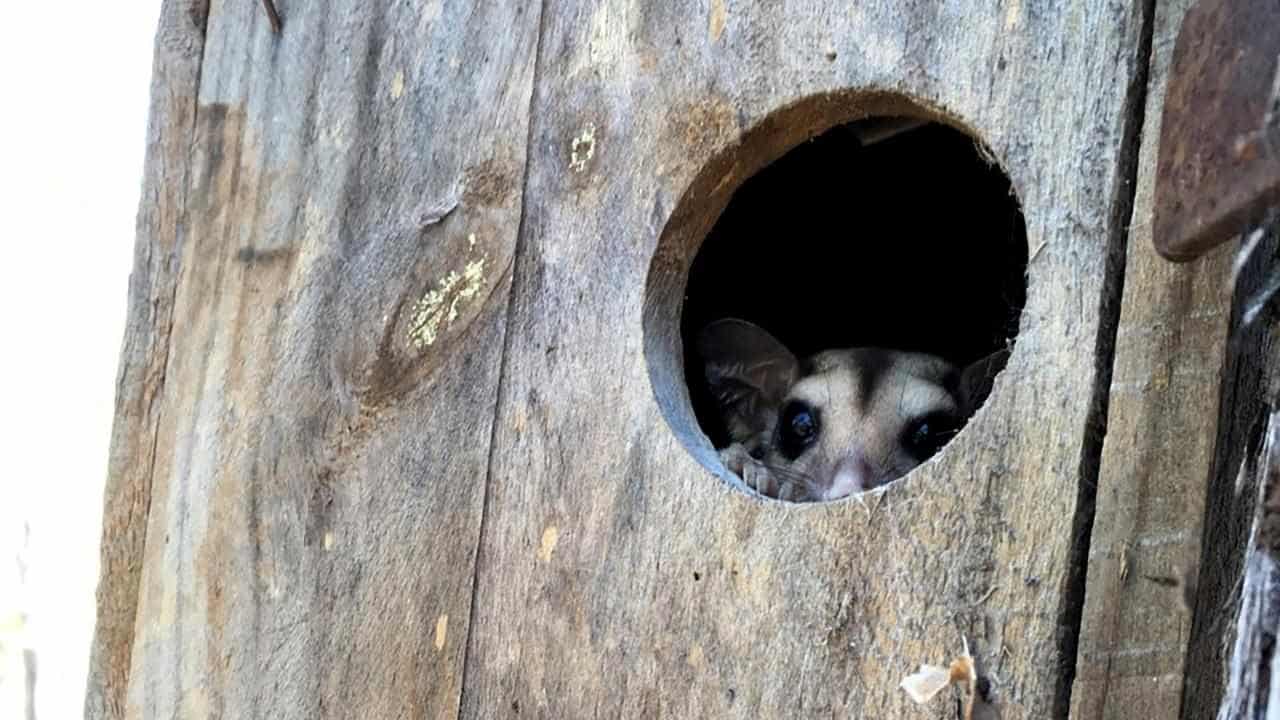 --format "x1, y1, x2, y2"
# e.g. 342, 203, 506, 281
538, 525, 559, 562
686, 643, 707, 670
407, 246, 489, 350
434, 614, 448, 651
709, 0, 726, 43
570, 124, 597, 173
323, 531, 335, 550
1004, 0, 1022, 29
390, 70, 405, 100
